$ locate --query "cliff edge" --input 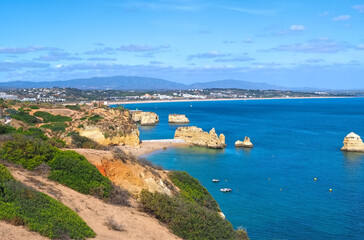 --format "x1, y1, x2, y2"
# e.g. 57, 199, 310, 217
174, 126, 226, 149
